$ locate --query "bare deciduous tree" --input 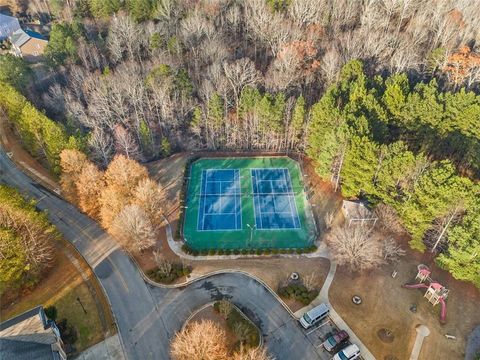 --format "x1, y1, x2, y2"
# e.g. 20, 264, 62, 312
217, 299, 232, 319
374, 203, 406, 235
0, 207, 56, 277
111, 205, 156, 252
327, 225, 384, 271
114, 125, 142, 160
153, 251, 172, 276
223, 58, 261, 109
133, 178, 168, 226
232, 346, 274, 360
170, 320, 228, 360
382, 238, 406, 262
